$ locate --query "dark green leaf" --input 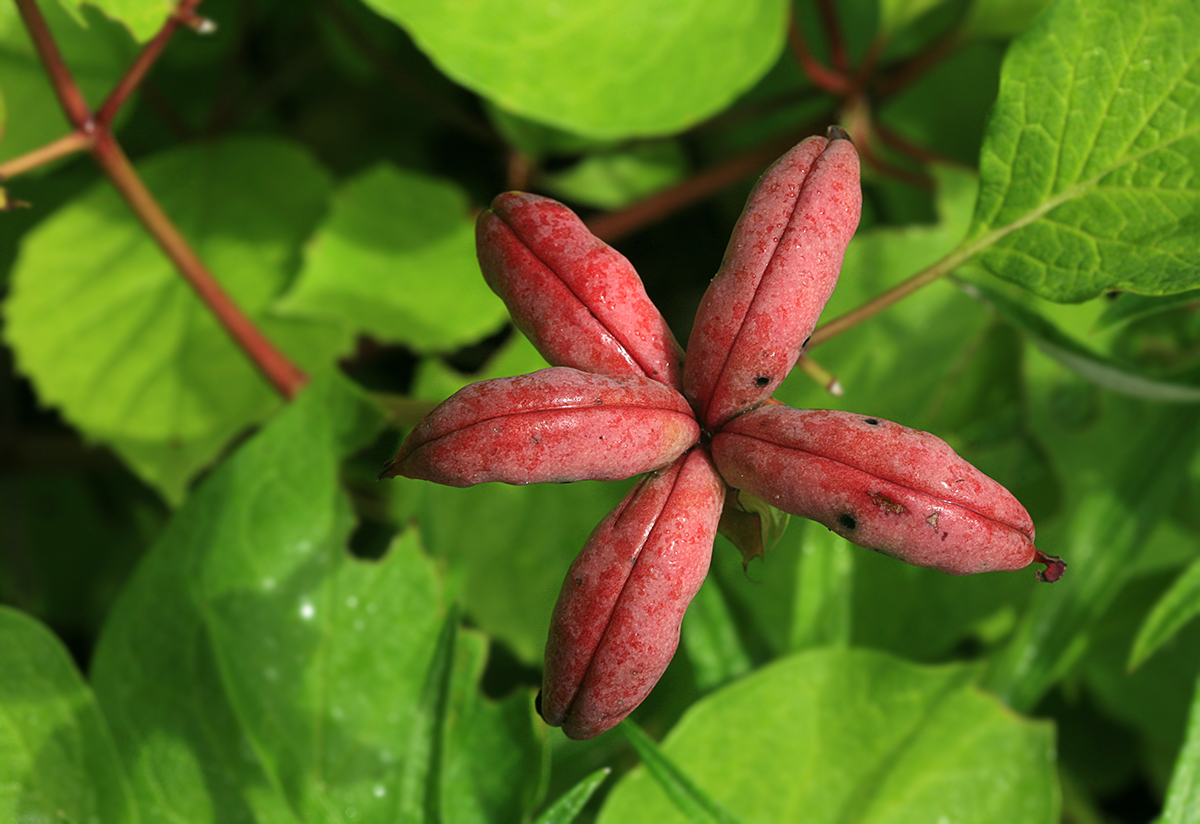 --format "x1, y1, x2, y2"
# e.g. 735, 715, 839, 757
983, 406, 1200, 711
1129, 558, 1200, 670
0, 607, 140, 824
962, 279, 1200, 401
1163, 675, 1200, 824
1094, 289, 1200, 332
967, 0, 1200, 301
532, 768, 611, 824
